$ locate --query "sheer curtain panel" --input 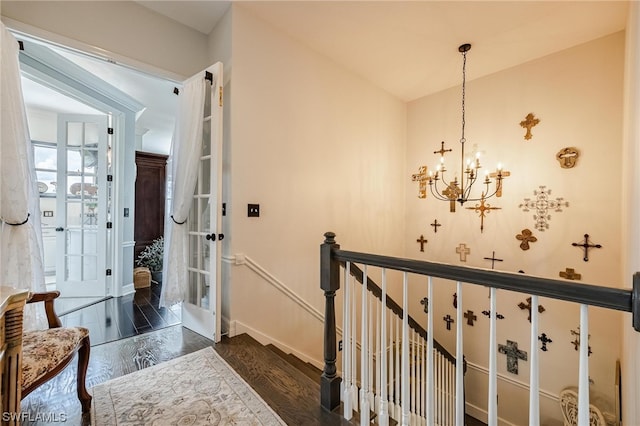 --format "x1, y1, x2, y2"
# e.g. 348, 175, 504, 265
160, 74, 207, 308
0, 23, 46, 328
